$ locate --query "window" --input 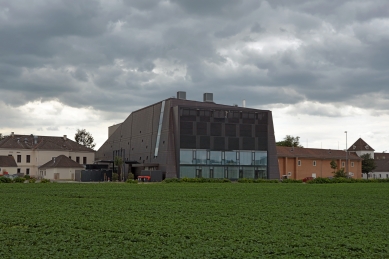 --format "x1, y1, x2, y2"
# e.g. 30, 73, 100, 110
26, 168, 30, 175
313, 161, 316, 166
26, 155, 30, 163
17, 155, 21, 163
342, 161, 345, 167
298, 160, 301, 166
351, 162, 354, 167
83, 157, 87, 164
17, 168, 21, 173
69, 156, 71, 159
76, 157, 80, 163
